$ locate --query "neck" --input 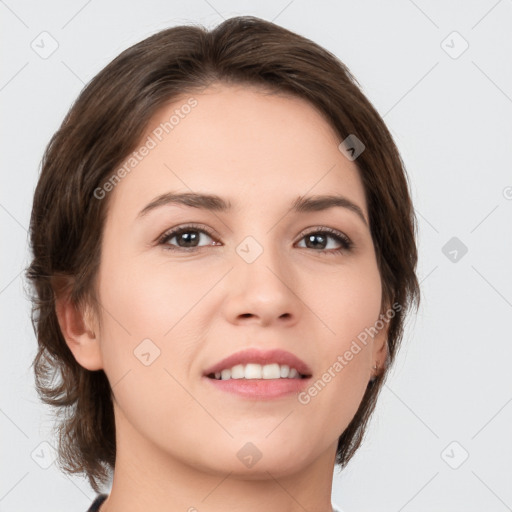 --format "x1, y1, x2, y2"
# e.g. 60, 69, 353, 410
100, 410, 337, 512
